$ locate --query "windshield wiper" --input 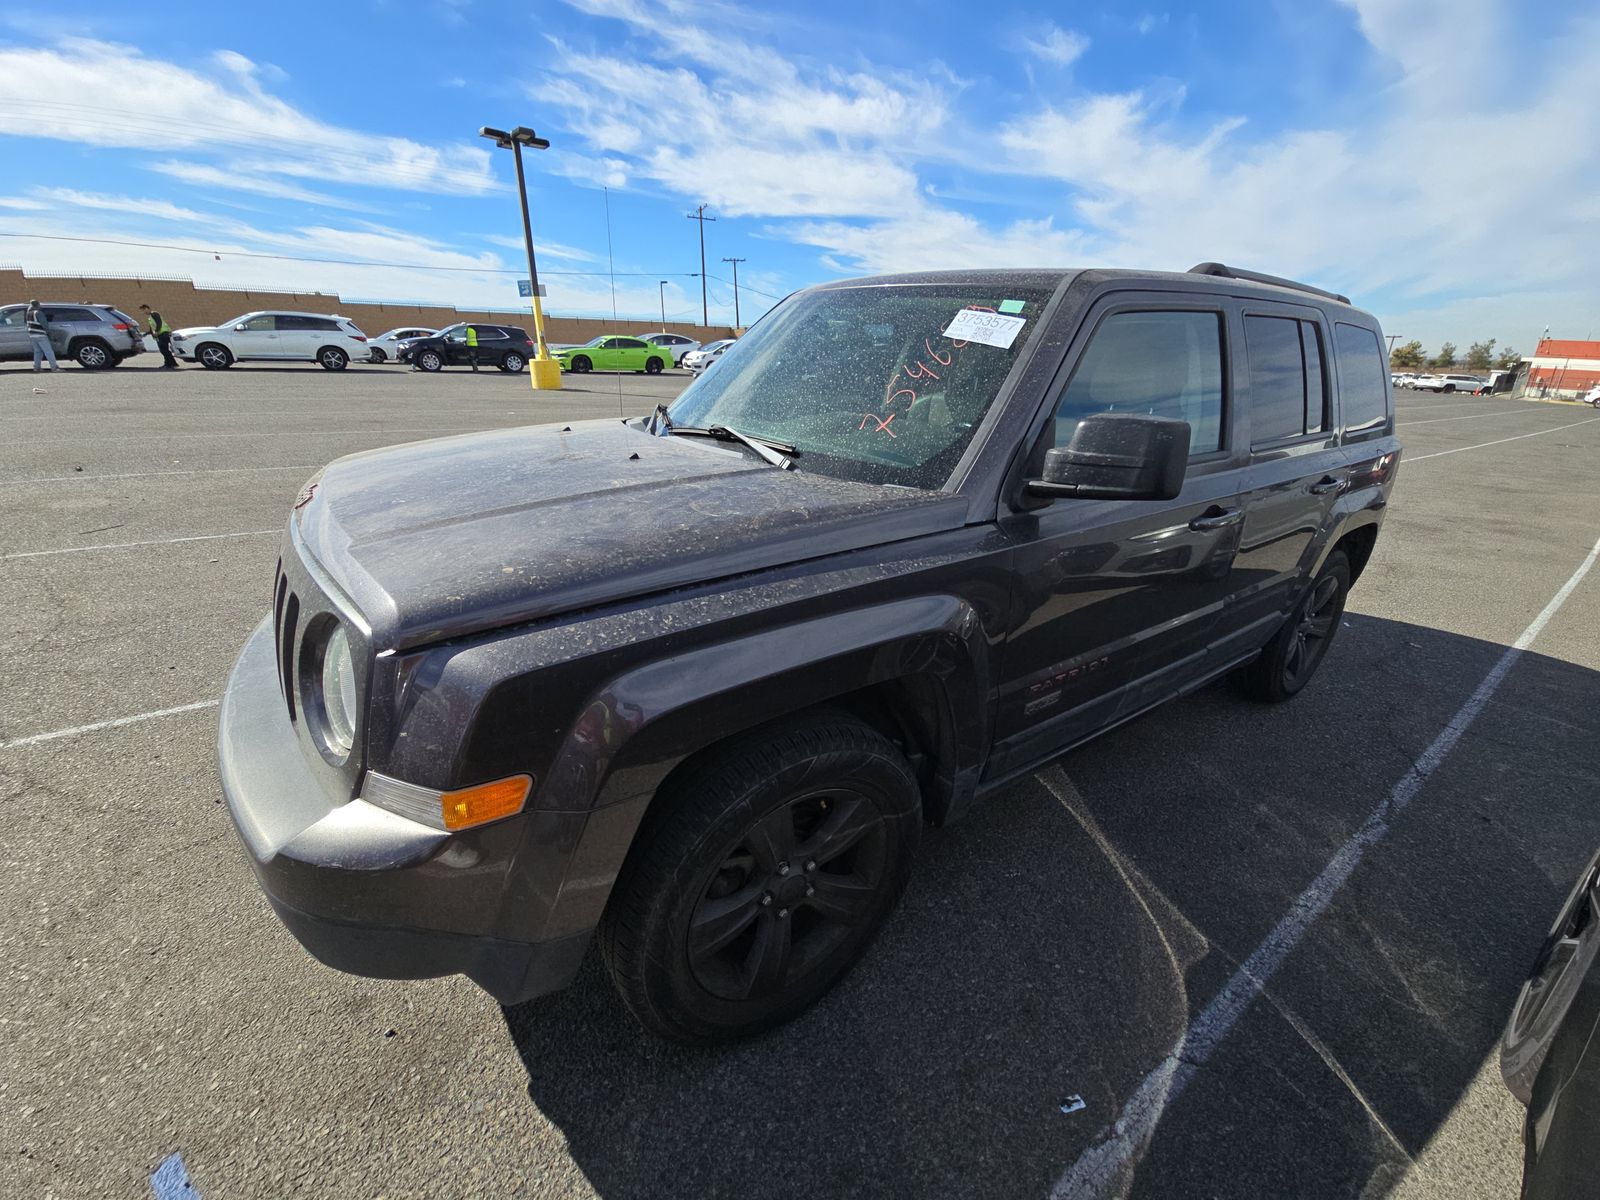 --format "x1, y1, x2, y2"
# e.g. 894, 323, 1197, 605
669, 424, 798, 470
